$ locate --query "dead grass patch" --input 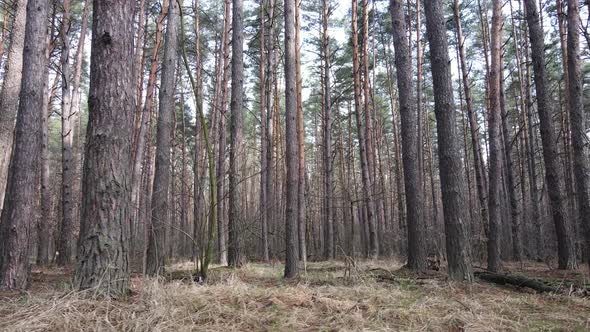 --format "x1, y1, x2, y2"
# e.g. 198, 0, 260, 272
0, 260, 588, 331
